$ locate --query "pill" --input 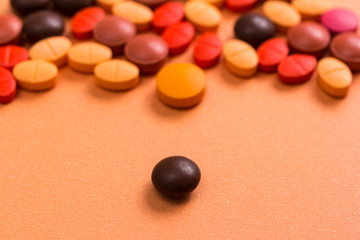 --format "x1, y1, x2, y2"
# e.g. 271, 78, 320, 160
330, 33, 360, 71
54, 0, 94, 16
292, 0, 333, 20
225, 0, 258, 12
29, 36, 72, 67
223, 39, 258, 77
152, 1, 184, 34
11, 0, 52, 15
96, 0, 124, 12
317, 57, 352, 98
156, 63, 206, 108
152, 156, 201, 197
262, 1, 301, 32
125, 34, 168, 74
193, 32, 222, 68
71, 6, 106, 39
287, 21, 330, 58
13, 60, 58, 91
162, 22, 195, 55
277, 54, 317, 84
136, 0, 167, 8
0, 14, 22, 46
68, 42, 112, 73
234, 13, 276, 48
23, 10, 65, 42
320, 8, 358, 35
257, 38, 289, 73
191, 0, 224, 8
112, 1, 153, 31
0, 67, 17, 103
184, 1, 221, 32
0, 46, 29, 70
94, 59, 139, 91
